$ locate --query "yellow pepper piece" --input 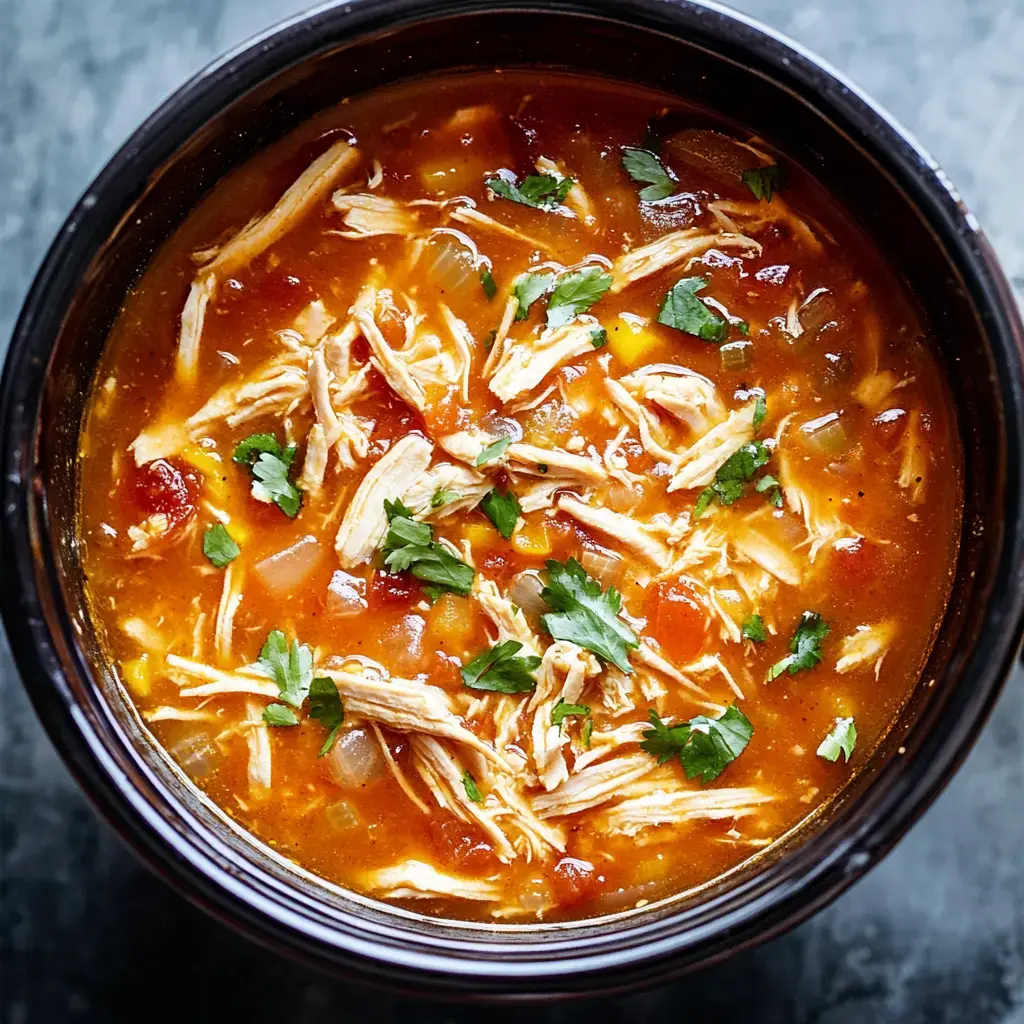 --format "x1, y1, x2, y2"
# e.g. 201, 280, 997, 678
608, 315, 662, 368
512, 520, 552, 556
181, 444, 230, 505
121, 655, 151, 698
462, 521, 498, 551
427, 593, 478, 649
